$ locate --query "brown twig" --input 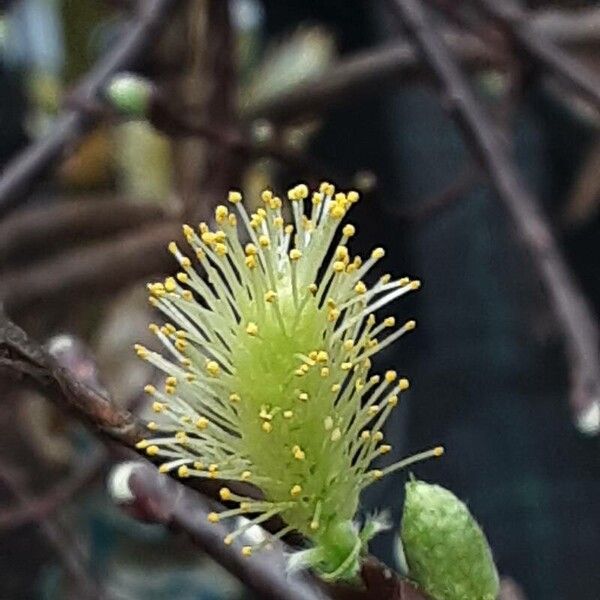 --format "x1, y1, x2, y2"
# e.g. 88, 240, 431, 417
0, 198, 166, 265
472, 0, 600, 112
0, 0, 178, 218
387, 0, 600, 432
243, 8, 600, 124
0, 221, 180, 313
